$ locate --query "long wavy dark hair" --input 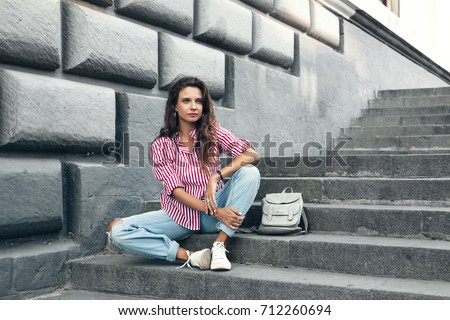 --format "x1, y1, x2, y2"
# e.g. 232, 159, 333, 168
157, 76, 218, 173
